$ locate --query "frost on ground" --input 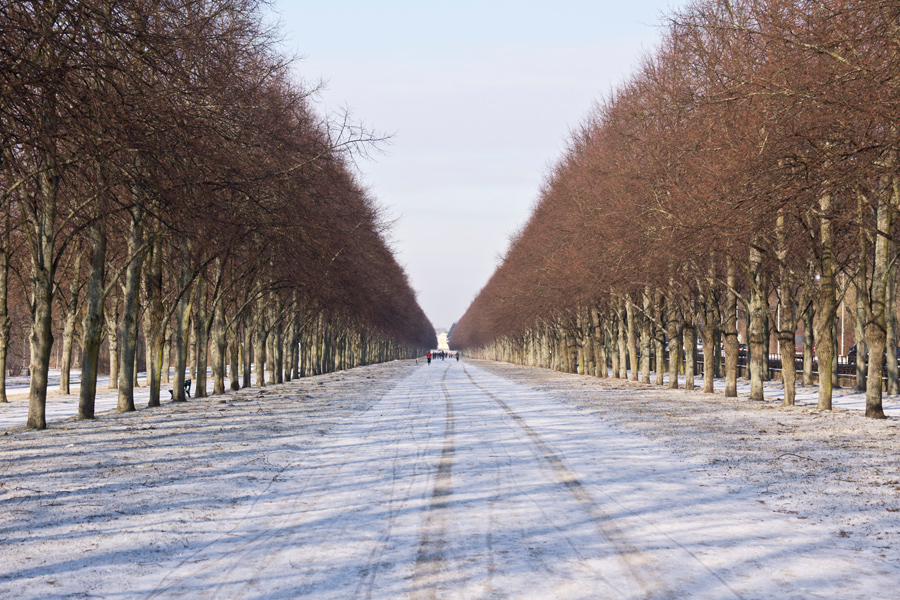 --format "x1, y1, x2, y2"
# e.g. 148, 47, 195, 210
477, 360, 900, 563
1, 358, 899, 599
0, 361, 413, 598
